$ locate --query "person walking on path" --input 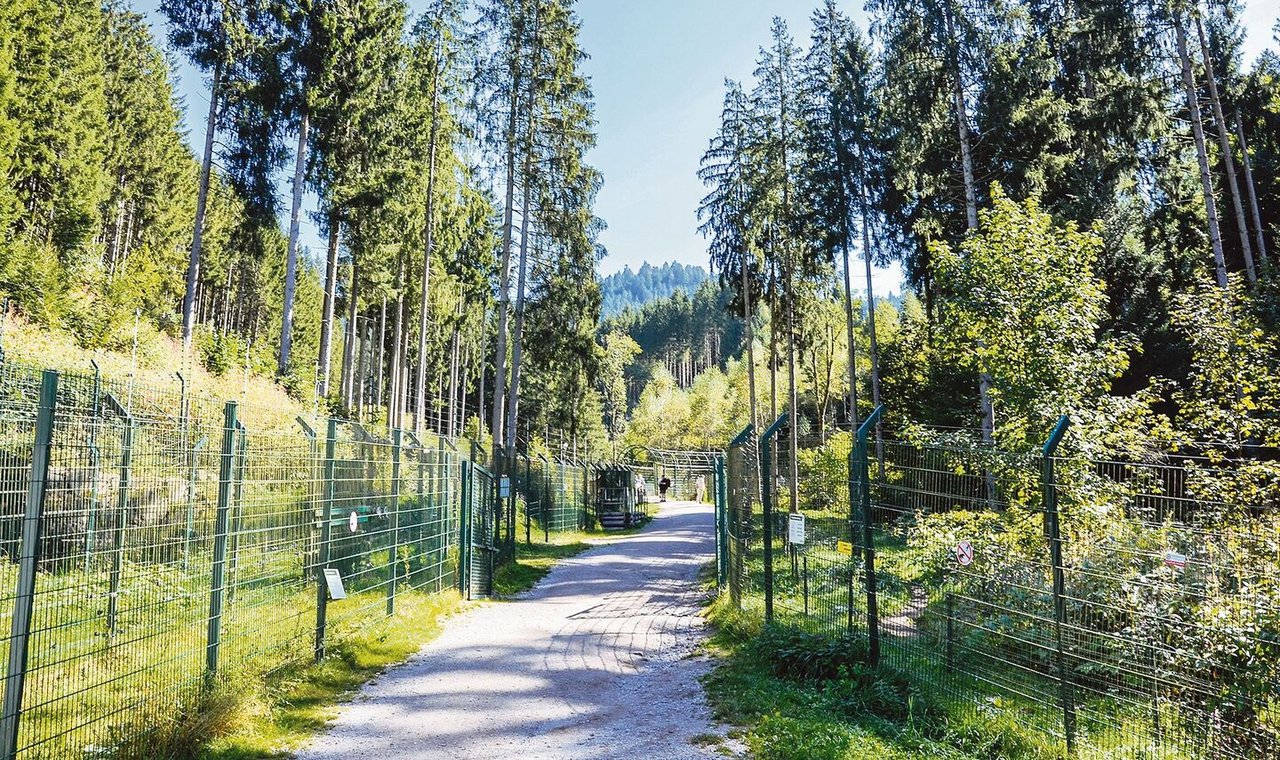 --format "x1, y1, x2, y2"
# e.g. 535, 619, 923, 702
695, 474, 706, 503
658, 476, 671, 502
